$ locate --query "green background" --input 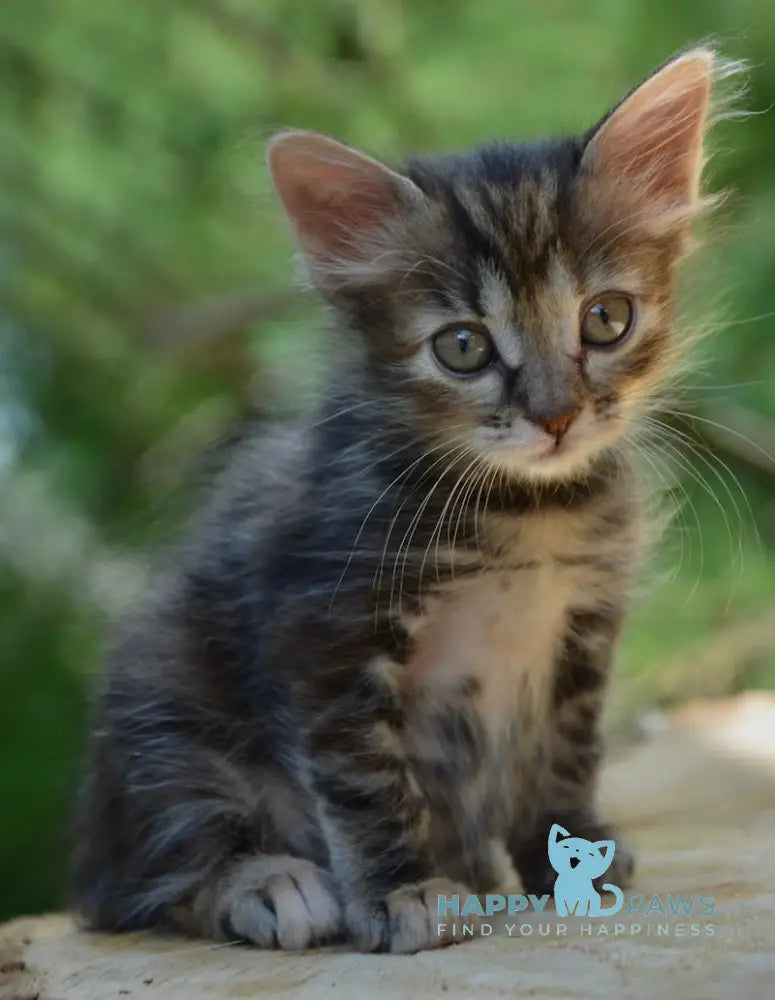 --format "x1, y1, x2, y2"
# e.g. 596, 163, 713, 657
2, 0, 775, 921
